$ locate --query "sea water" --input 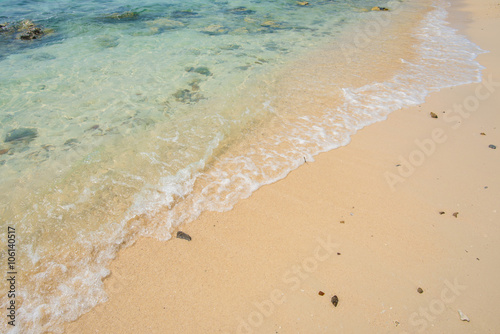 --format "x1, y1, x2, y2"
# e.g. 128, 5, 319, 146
0, 0, 484, 332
